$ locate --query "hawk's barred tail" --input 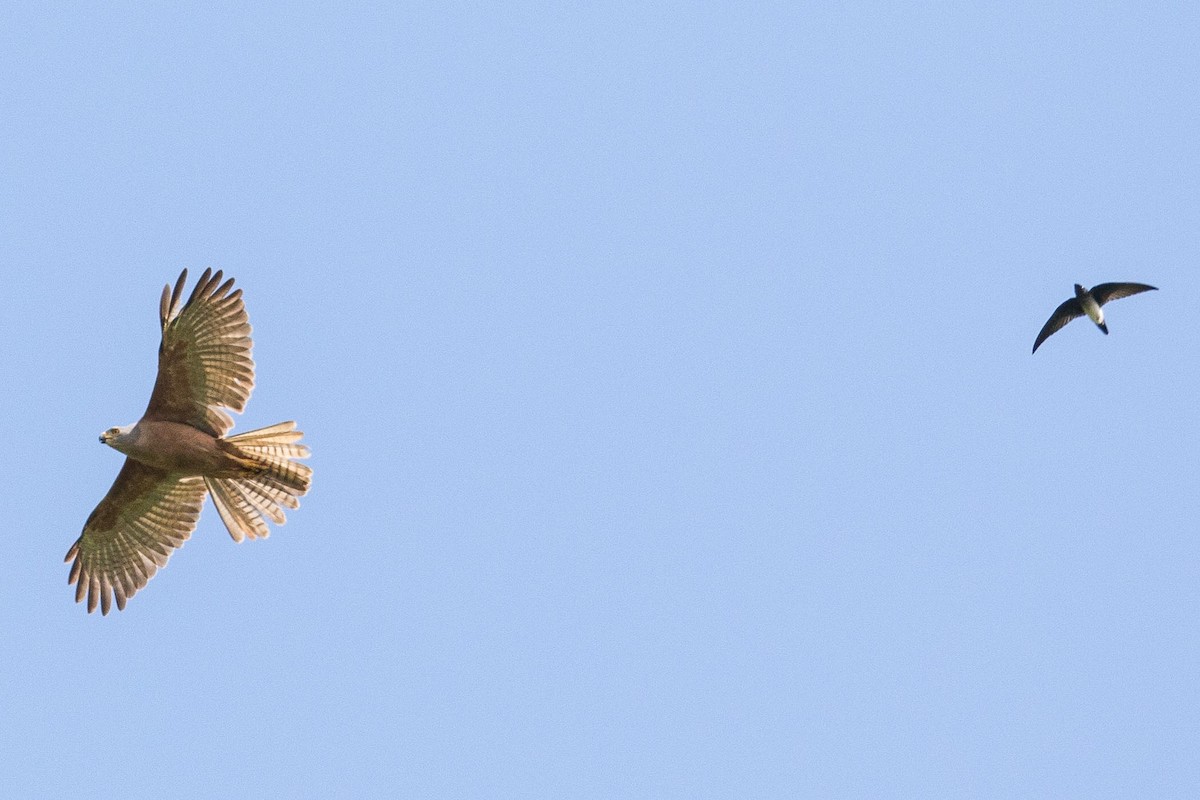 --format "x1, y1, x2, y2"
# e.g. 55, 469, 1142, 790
206, 421, 312, 543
